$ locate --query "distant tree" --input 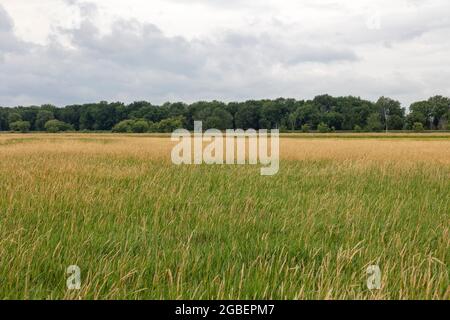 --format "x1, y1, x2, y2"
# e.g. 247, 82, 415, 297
388, 115, 405, 131
166, 102, 187, 118
406, 110, 427, 130
154, 116, 185, 133
366, 113, 383, 132
44, 120, 73, 133
301, 124, 310, 133
321, 111, 344, 130
8, 113, 22, 124
260, 100, 289, 129
317, 122, 330, 133
295, 102, 321, 129
409, 100, 434, 129
131, 119, 150, 133
376, 97, 405, 131
412, 122, 424, 132
112, 120, 134, 133
132, 102, 168, 123
427, 96, 450, 129
10, 121, 30, 133
0, 109, 8, 131
235, 102, 261, 129
36, 110, 55, 131
287, 112, 298, 130
0, 95, 448, 133
313, 94, 337, 112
